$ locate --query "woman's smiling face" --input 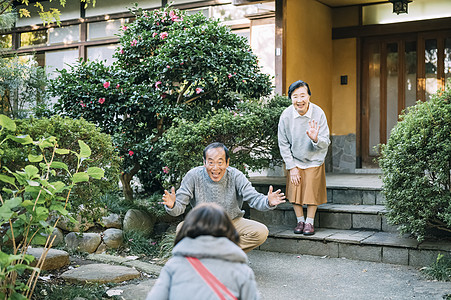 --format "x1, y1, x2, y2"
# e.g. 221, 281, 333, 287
291, 86, 310, 116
